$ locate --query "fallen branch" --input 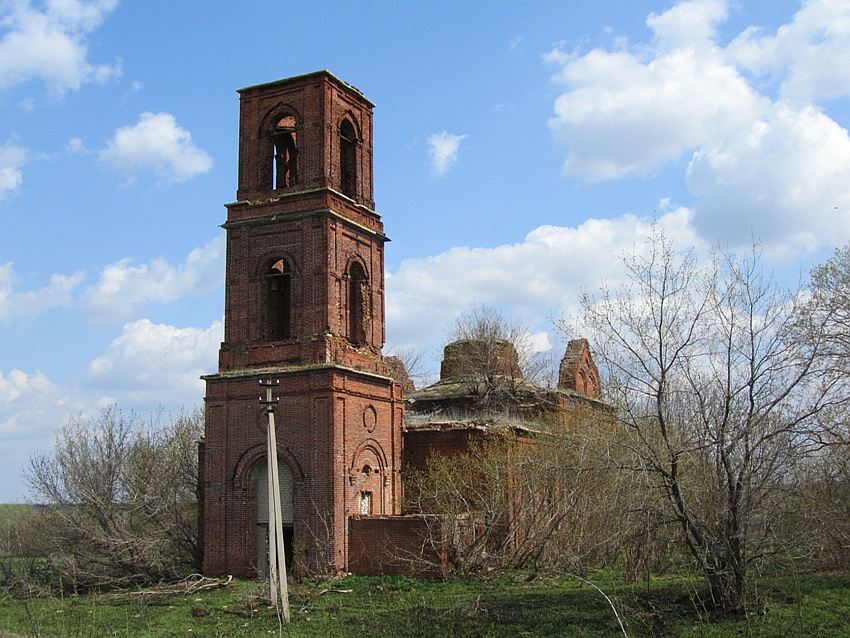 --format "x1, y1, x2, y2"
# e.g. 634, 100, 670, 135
101, 574, 233, 599
315, 587, 353, 596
